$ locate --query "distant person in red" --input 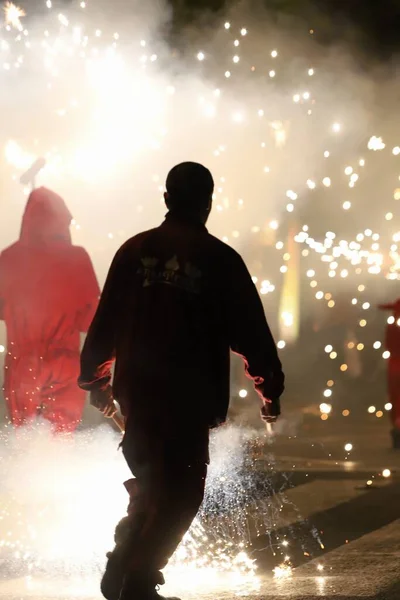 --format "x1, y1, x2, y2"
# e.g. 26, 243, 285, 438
0, 187, 100, 432
379, 299, 400, 449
